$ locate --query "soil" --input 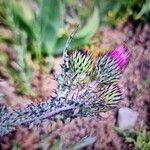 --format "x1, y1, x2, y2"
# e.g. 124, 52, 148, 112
0, 23, 150, 150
